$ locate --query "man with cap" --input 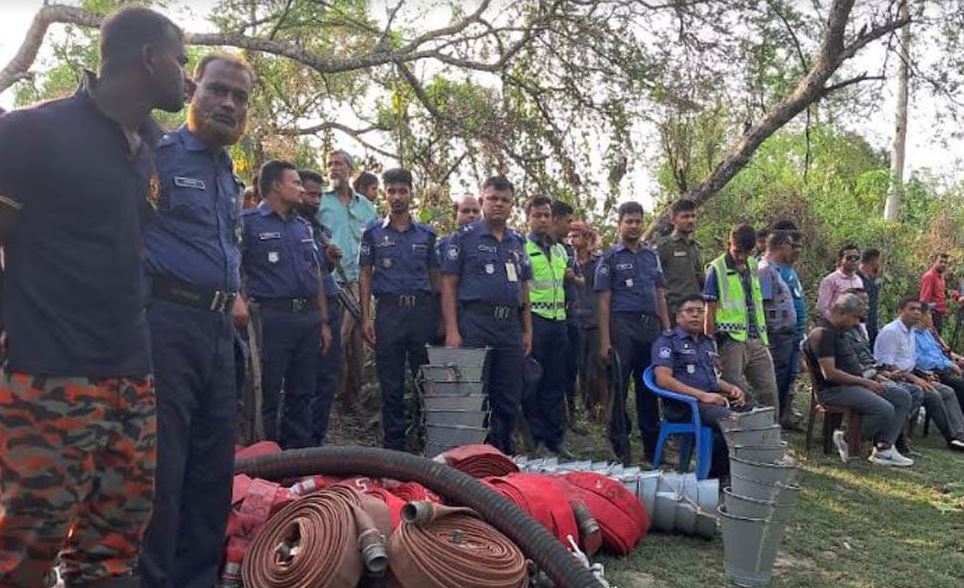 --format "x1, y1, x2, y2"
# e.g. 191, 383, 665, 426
359, 168, 438, 451
240, 160, 332, 449
441, 176, 533, 454
597, 201, 671, 464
